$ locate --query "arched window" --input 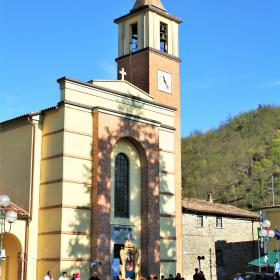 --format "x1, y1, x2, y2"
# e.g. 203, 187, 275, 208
114, 153, 129, 218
